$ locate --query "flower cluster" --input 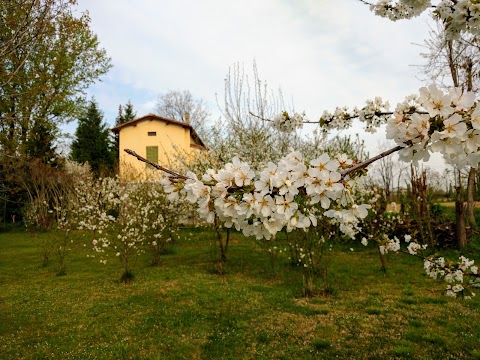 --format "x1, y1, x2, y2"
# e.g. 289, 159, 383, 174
435, 0, 480, 39
161, 151, 370, 240
357, 97, 391, 132
276, 85, 480, 168
404, 234, 428, 255
386, 84, 479, 168
369, 0, 431, 21
424, 255, 479, 298
318, 97, 391, 133
323, 203, 371, 239
370, 0, 480, 39
272, 111, 305, 132
378, 235, 401, 254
